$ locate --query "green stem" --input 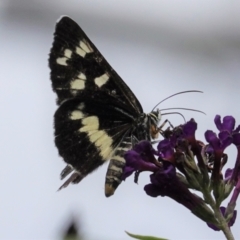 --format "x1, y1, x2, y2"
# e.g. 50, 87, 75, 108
202, 186, 235, 240
214, 207, 235, 240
